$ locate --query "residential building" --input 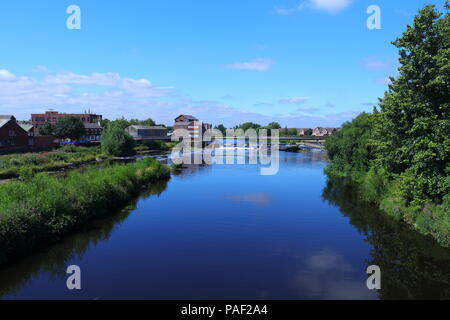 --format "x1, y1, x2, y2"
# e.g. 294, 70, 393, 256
312, 127, 337, 136
31, 110, 102, 129
125, 125, 168, 140
0, 115, 34, 154
0, 115, 56, 154
297, 128, 312, 136
83, 123, 103, 142
173, 115, 212, 140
